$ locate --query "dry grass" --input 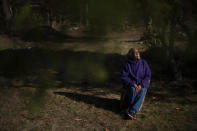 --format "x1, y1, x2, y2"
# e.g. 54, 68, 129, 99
0, 80, 196, 131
